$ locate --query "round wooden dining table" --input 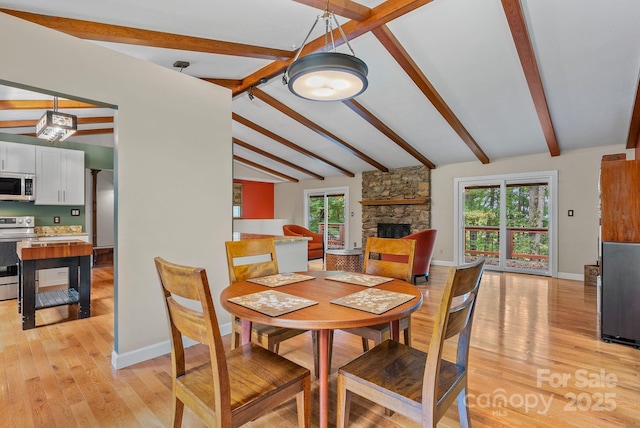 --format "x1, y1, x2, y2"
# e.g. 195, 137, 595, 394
220, 271, 423, 428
